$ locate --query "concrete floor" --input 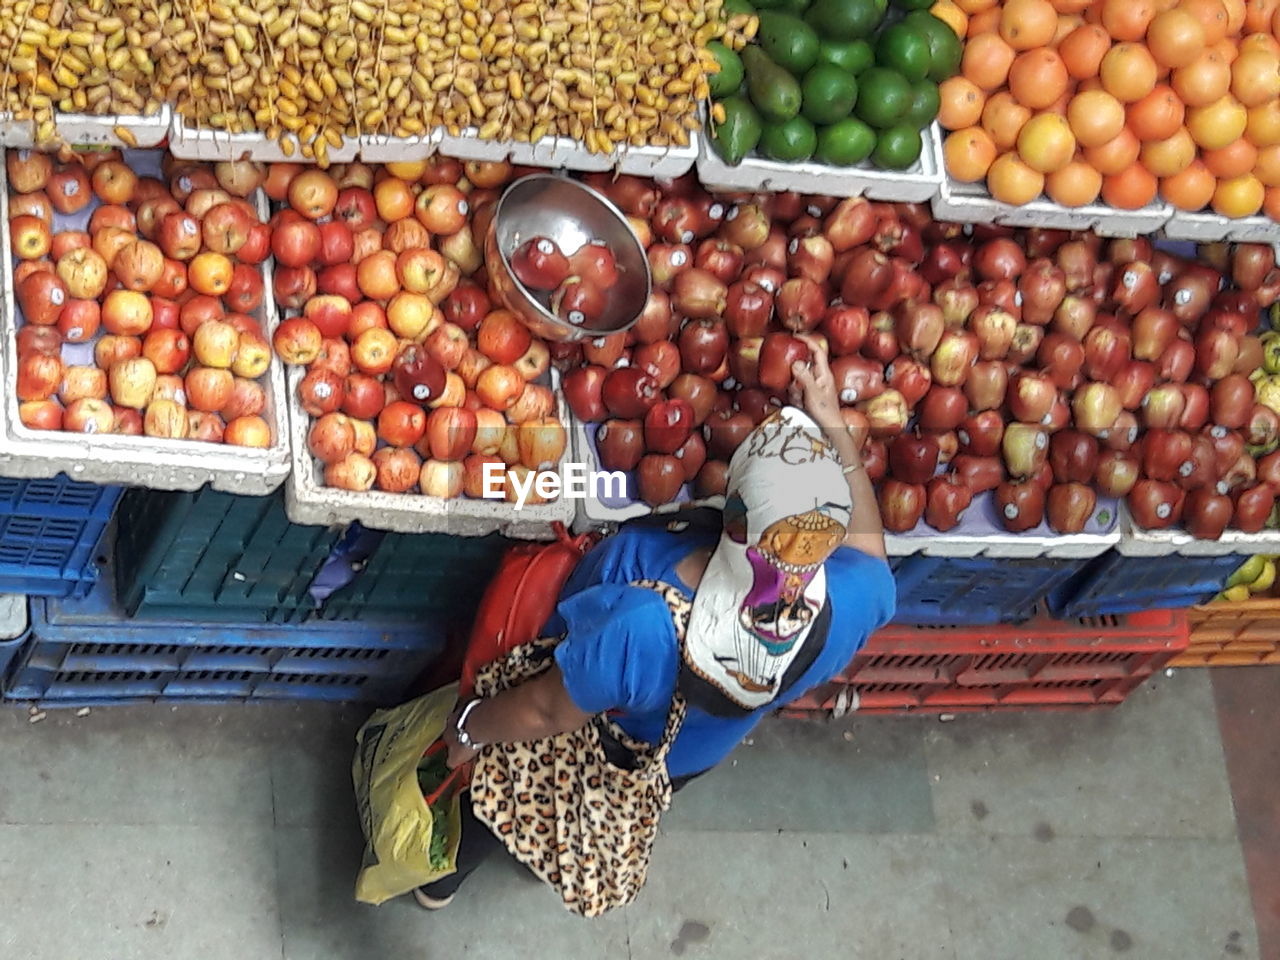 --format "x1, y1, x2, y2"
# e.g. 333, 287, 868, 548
0, 668, 1262, 960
